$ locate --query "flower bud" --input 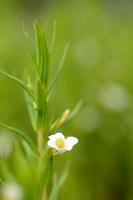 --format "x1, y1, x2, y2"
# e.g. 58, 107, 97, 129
33, 102, 38, 111
50, 109, 70, 132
